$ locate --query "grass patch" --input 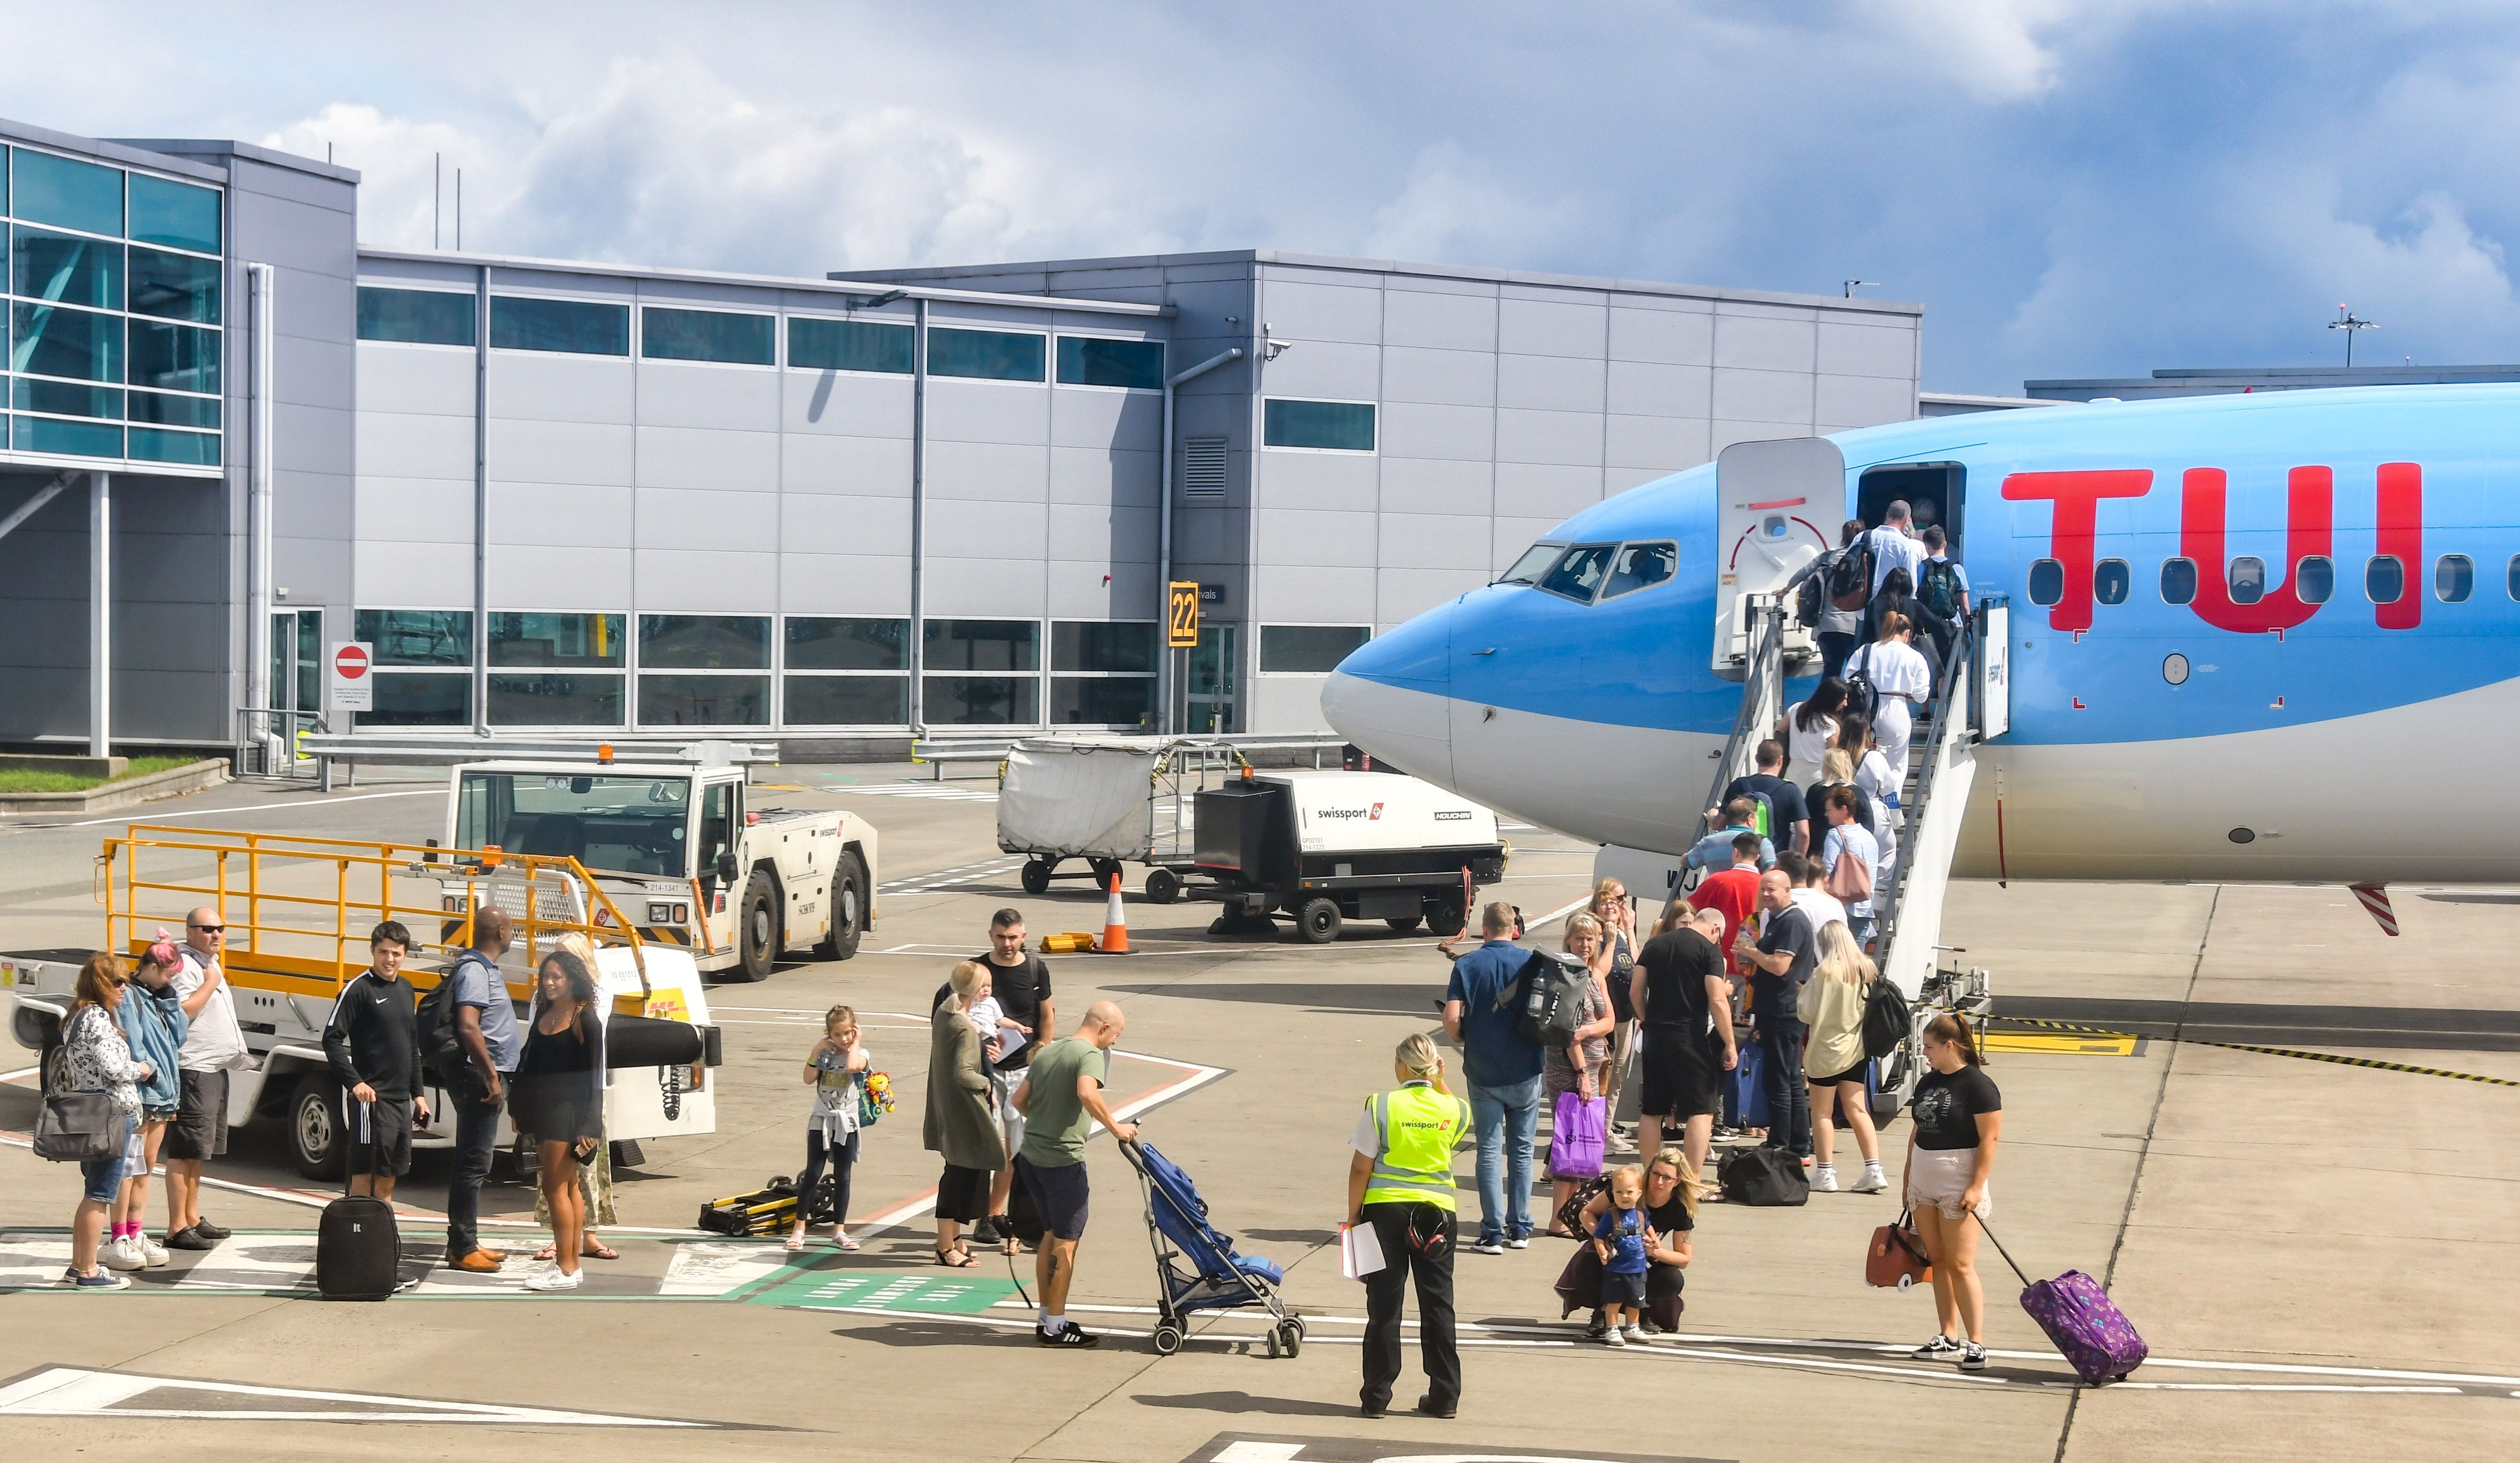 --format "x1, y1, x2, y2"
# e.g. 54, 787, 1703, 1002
0, 756, 200, 793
